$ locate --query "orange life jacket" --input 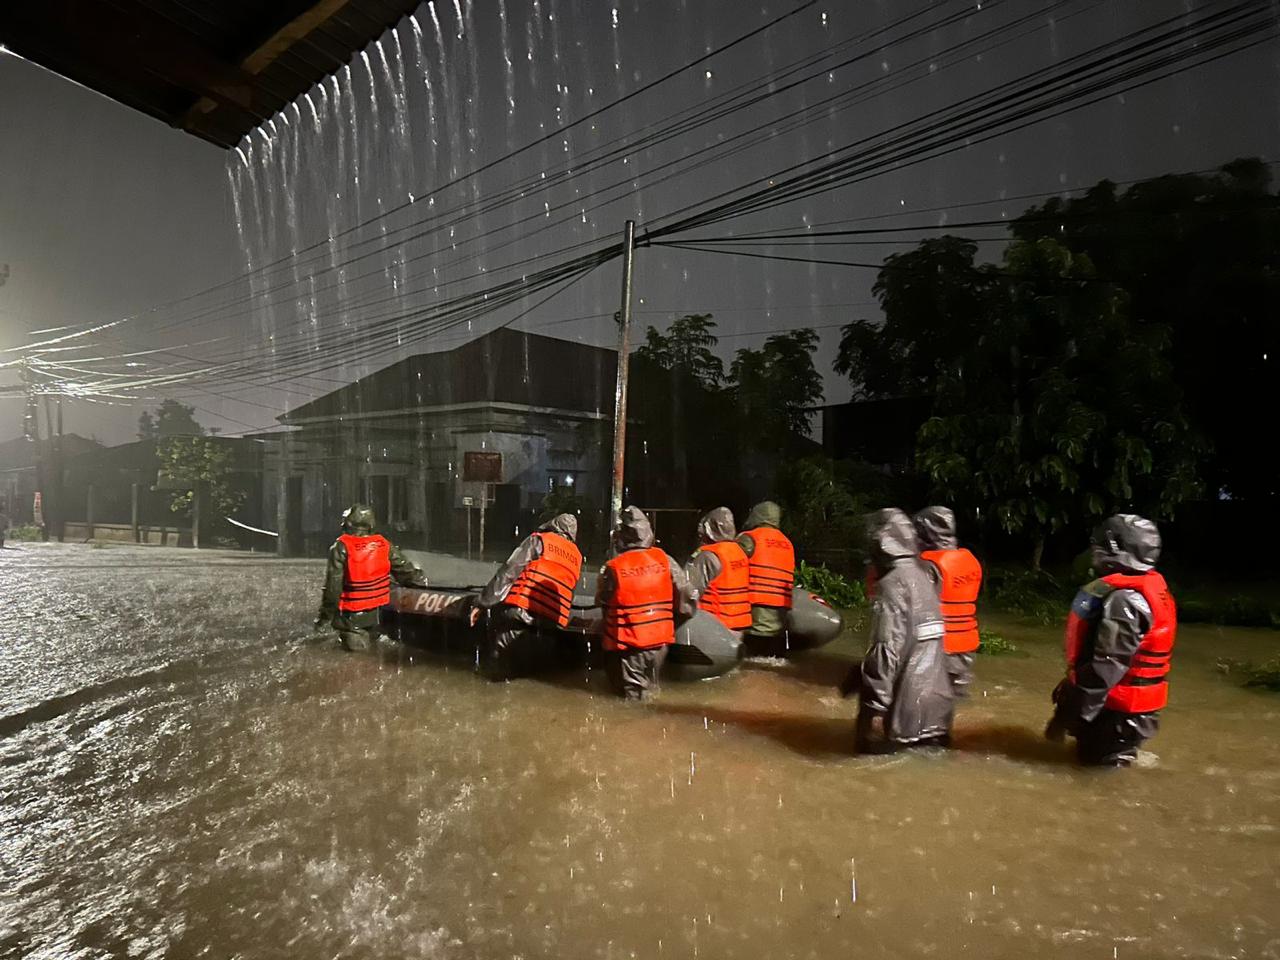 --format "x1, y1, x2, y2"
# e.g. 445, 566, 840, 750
1063, 570, 1177, 714
602, 546, 675, 651
338, 533, 391, 612
920, 548, 983, 654
696, 540, 752, 631
743, 526, 795, 609
505, 531, 583, 628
